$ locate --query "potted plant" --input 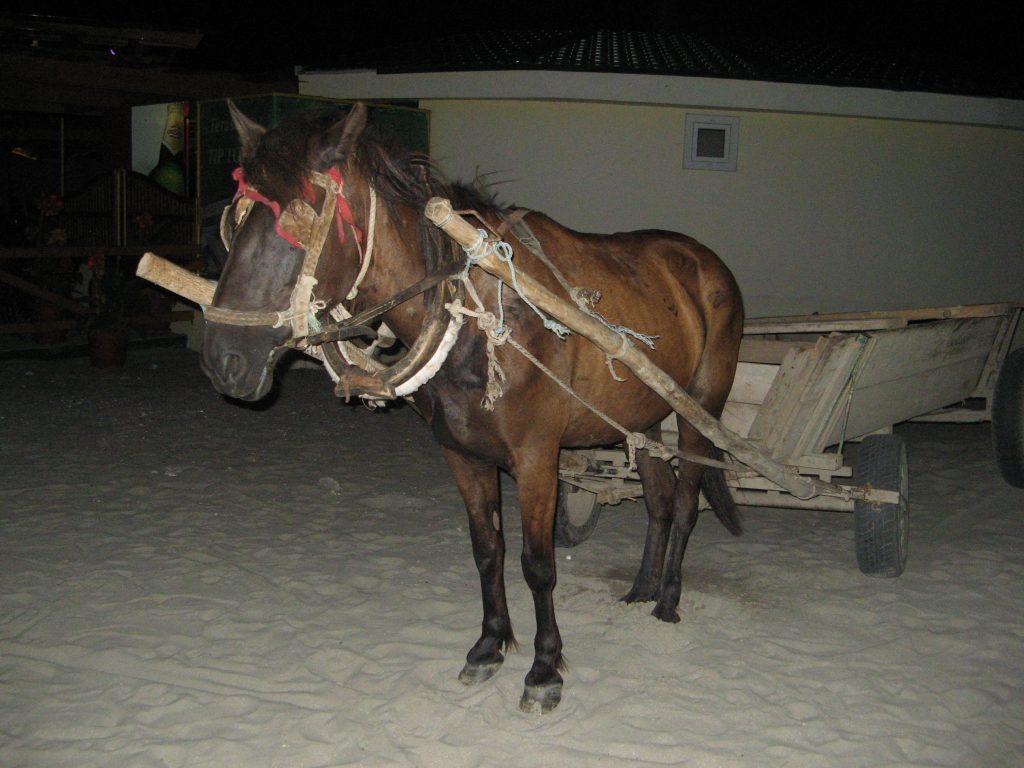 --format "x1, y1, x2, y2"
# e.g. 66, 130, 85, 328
83, 250, 133, 367
29, 192, 74, 344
